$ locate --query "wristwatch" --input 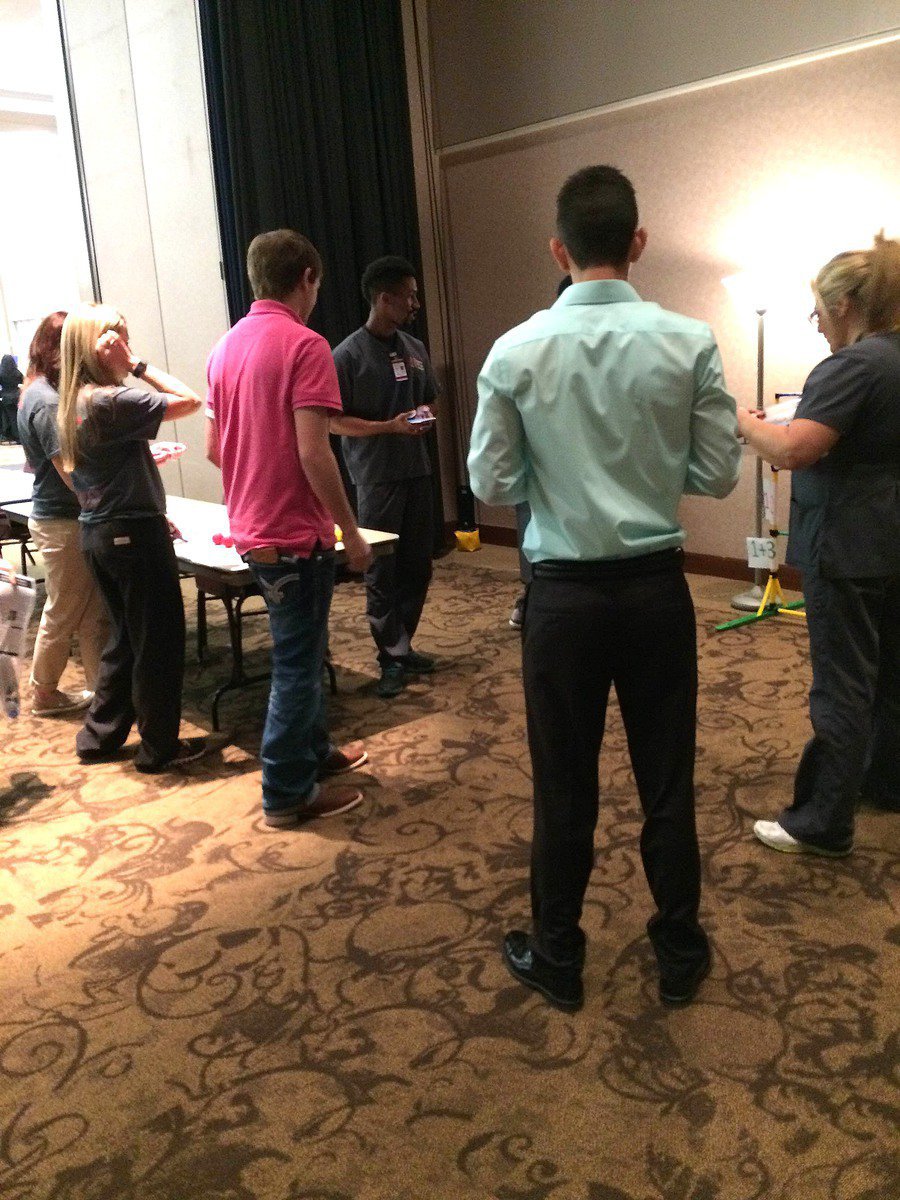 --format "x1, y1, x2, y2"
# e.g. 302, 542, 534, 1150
132, 360, 148, 378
